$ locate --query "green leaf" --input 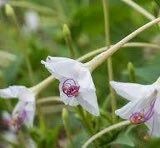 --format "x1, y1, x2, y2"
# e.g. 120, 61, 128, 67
111, 131, 135, 147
